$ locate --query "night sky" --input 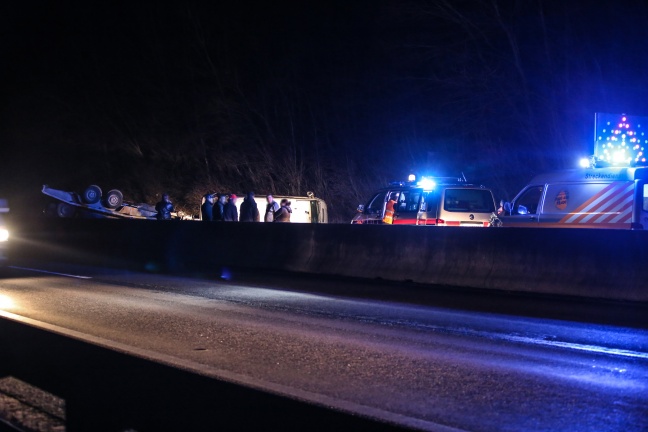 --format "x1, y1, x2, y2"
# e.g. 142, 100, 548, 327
3, 1, 648, 220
